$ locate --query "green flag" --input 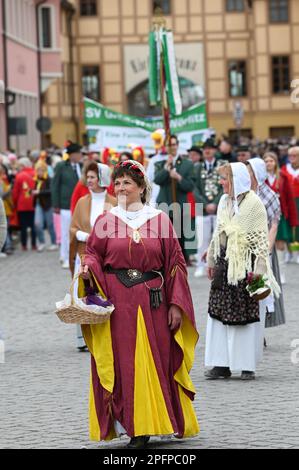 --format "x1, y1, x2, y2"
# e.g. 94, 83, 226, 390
148, 28, 182, 116
149, 31, 159, 106
163, 31, 182, 116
